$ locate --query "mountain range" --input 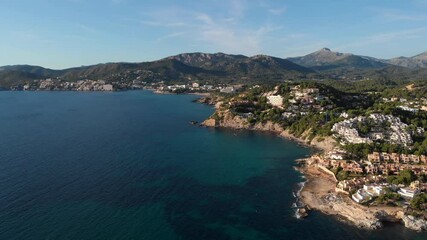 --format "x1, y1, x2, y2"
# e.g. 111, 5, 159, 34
288, 48, 427, 70
1, 48, 427, 88
386, 52, 427, 69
